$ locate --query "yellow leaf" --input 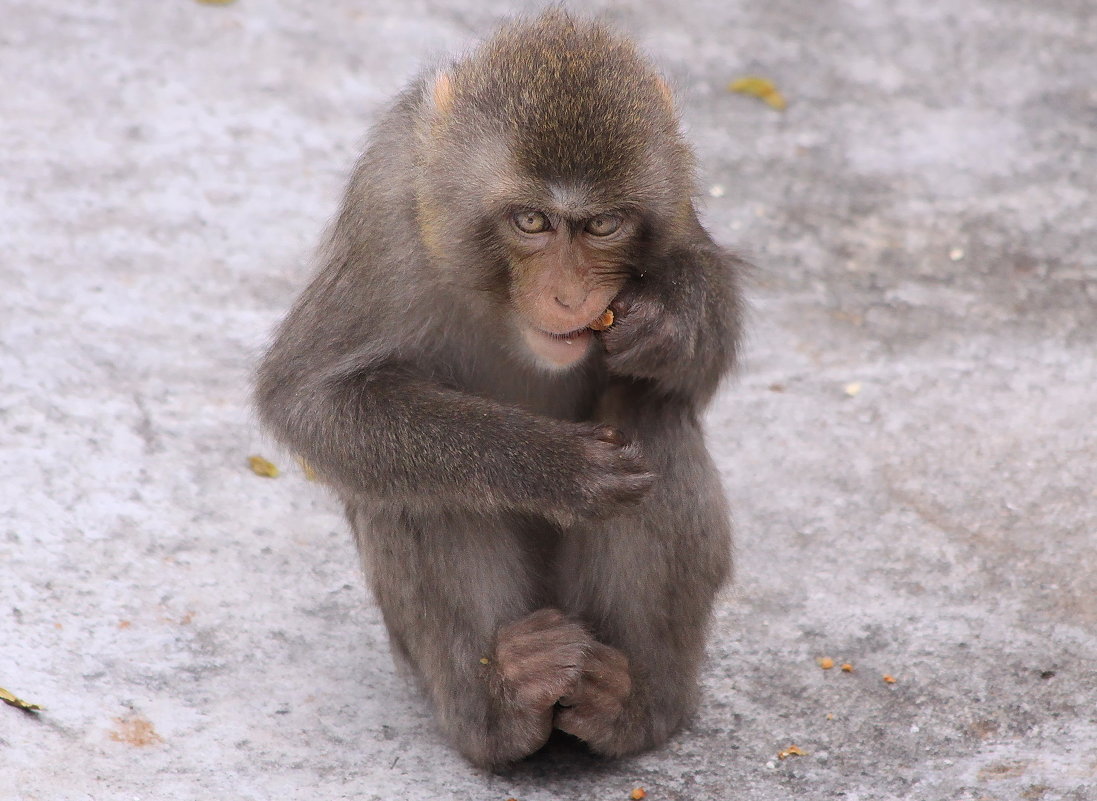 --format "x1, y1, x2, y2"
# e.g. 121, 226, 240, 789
728, 76, 788, 110
0, 686, 42, 712
248, 455, 279, 478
